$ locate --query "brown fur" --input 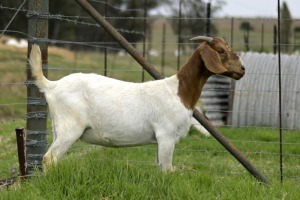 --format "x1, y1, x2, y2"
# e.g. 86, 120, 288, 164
177, 37, 245, 109
177, 49, 212, 109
